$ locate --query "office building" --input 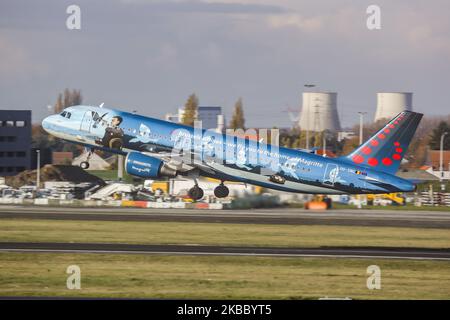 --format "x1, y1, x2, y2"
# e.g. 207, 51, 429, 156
0, 110, 32, 176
